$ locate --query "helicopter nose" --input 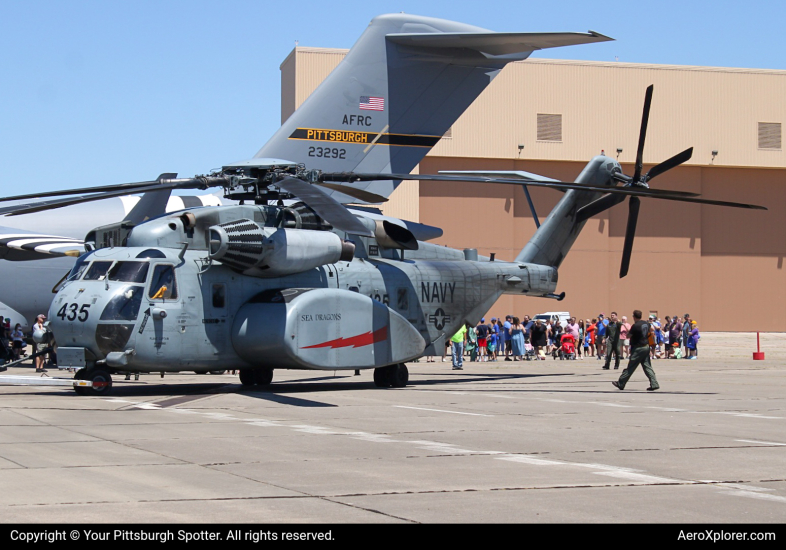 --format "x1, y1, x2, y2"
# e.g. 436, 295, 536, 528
49, 283, 145, 358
